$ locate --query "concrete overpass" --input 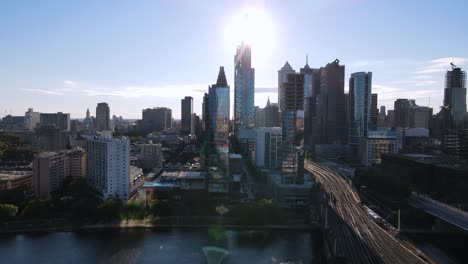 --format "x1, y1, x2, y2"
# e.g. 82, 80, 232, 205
409, 193, 468, 232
